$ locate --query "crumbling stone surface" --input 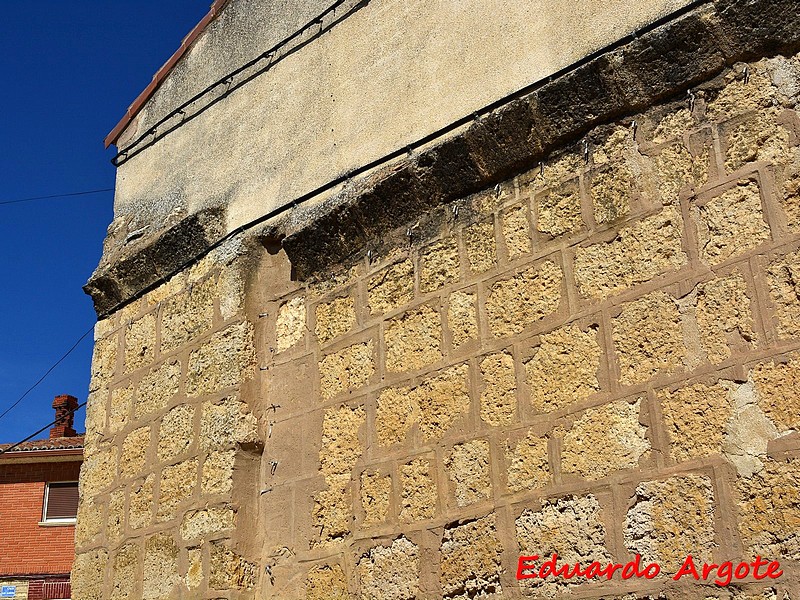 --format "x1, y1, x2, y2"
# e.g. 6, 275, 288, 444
384, 304, 443, 372
315, 295, 356, 344
448, 290, 477, 348
574, 207, 686, 299
502, 204, 532, 258
142, 533, 180, 599
209, 542, 256, 591
368, 259, 414, 315
276, 296, 306, 352
695, 273, 756, 364
199, 395, 259, 451
516, 495, 612, 597
109, 543, 141, 600
361, 469, 392, 525
751, 356, 800, 433
613, 291, 685, 386
108, 384, 133, 434
724, 109, 791, 172
129, 474, 154, 530
201, 449, 235, 496
180, 506, 236, 540
446, 439, 492, 507
536, 180, 583, 237
306, 564, 349, 600
89, 334, 117, 393
119, 425, 150, 479
72, 549, 108, 600
525, 324, 601, 413
80, 446, 117, 498
440, 514, 503, 599
399, 458, 437, 522
319, 341, 375, 399
420, 237, 461, 292
479, 352, 517, 426
160, 276, 215, 352
505, 430, 550, 492
558, 399, 650, 480
624, 474, 716, 572
463, 221, 496, 273
590, 166, 632, 225
695, 181, 770, 266
357, 537, 420, 600
158, 404, 195, 461
737, 457, 800, 560
124, 312, 156, 373
766, 250, 800, 338
186, 321, 255, 396
157, 458, 198, 522
185, 547, 203, 589
660, 382, 734, 462
376, 364, 470, 445
135, 360, 181, 418
654, 141, 705, 205
485, 260, 562, 337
